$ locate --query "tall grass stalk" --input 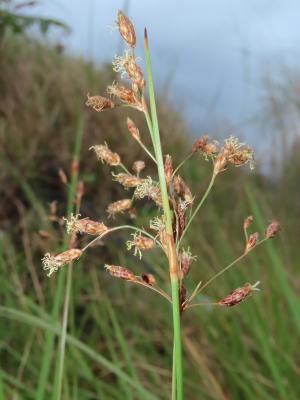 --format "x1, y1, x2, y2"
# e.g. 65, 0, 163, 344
144, 29, 183, 399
